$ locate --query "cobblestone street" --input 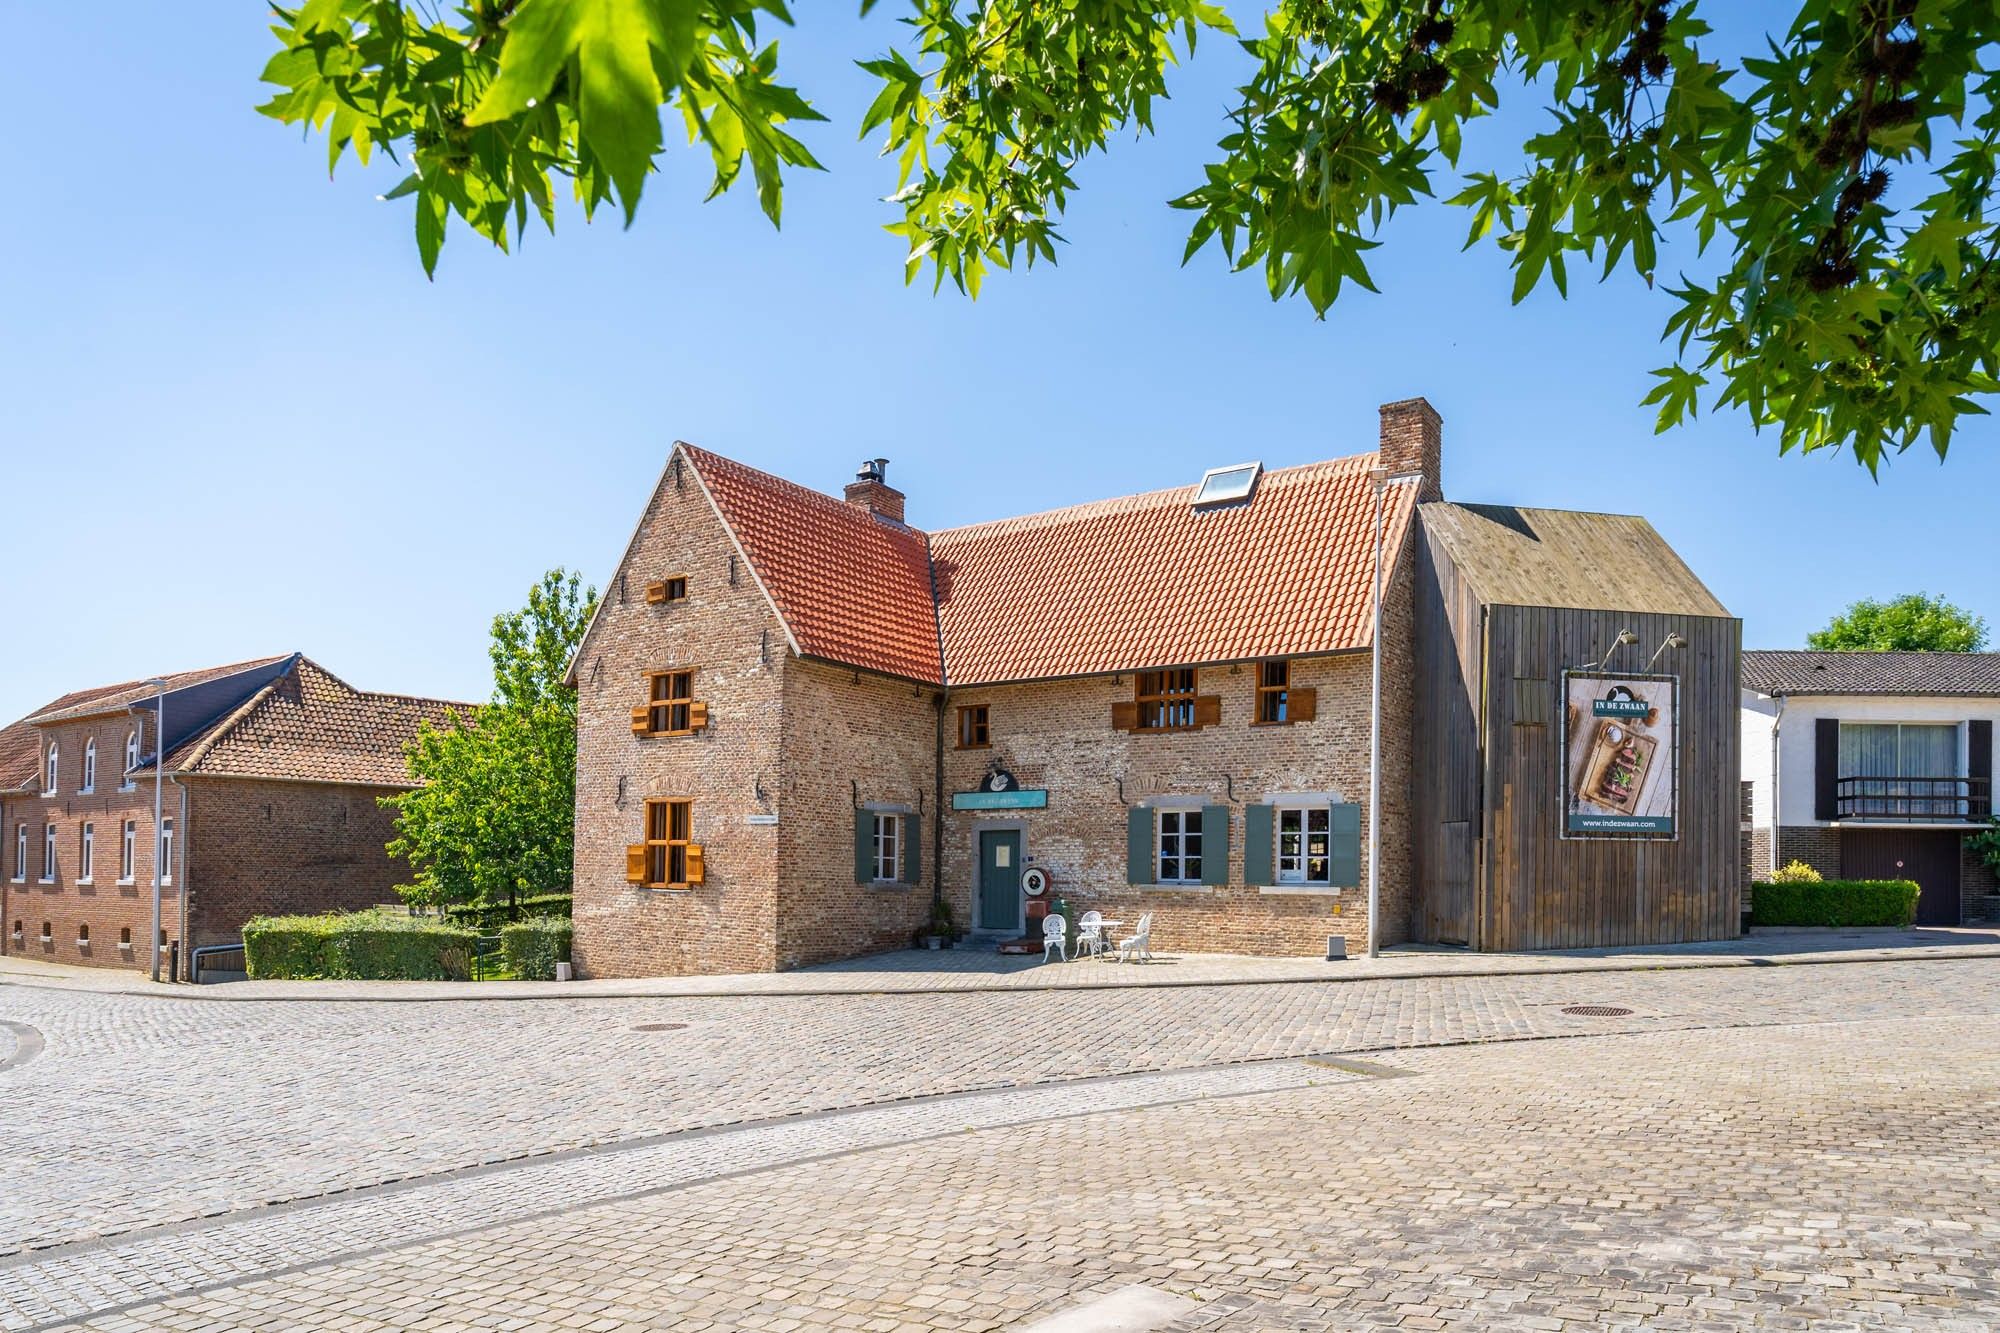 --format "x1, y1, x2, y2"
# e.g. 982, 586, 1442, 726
3, 957, 1998, 1330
